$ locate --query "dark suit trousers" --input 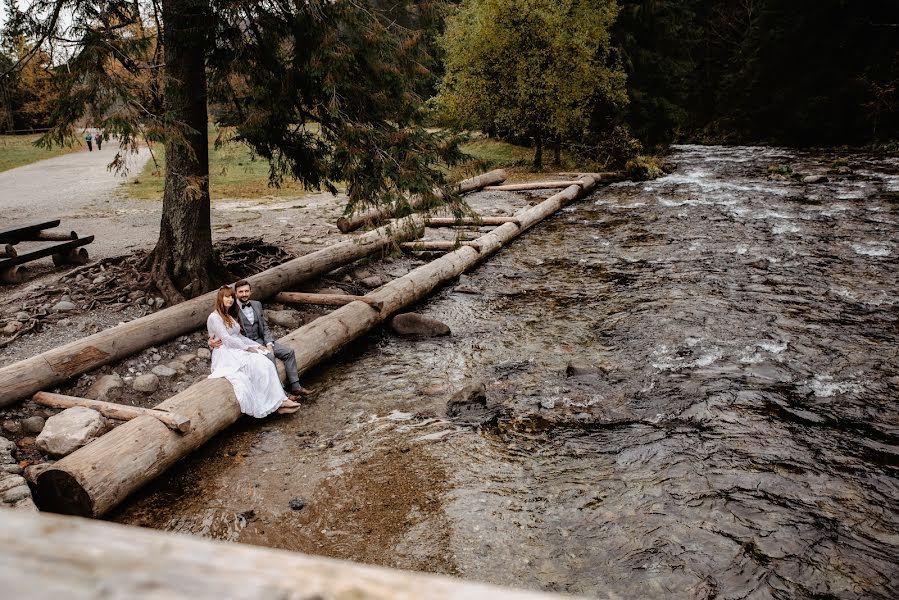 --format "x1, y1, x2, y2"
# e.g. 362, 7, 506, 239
263, 341, 299, 387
